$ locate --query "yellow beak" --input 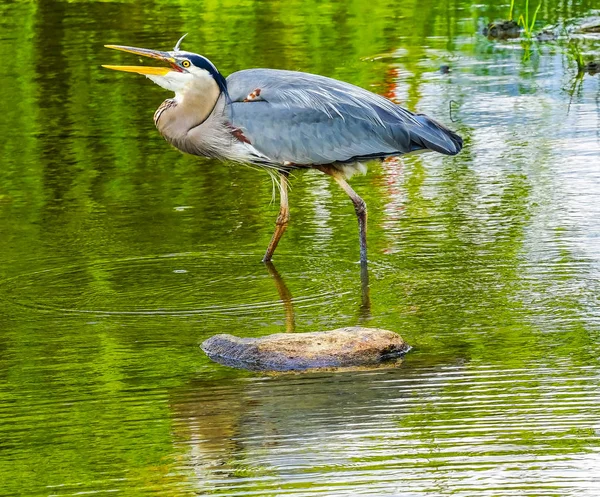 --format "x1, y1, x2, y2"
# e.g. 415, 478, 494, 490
102, 44, 177, 76
101, 65, 171, 76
